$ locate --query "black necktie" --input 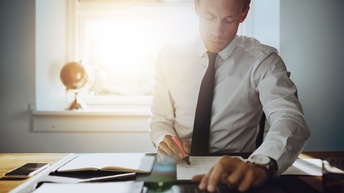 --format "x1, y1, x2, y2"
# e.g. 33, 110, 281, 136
190, 51, 218, 155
